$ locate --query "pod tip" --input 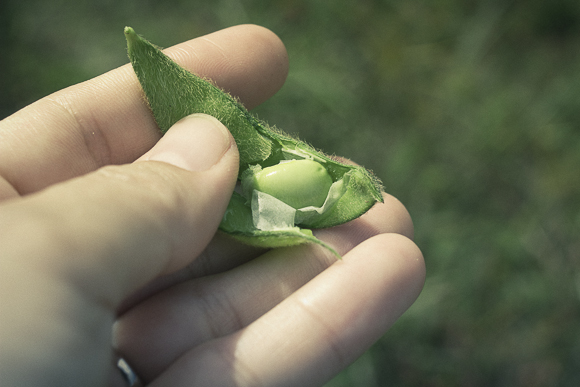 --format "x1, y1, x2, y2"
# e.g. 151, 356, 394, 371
124, 26, 135, 36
